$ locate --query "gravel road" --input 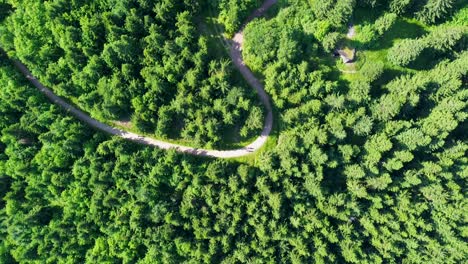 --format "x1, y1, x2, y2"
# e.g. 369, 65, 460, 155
7, 0, 277, 158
